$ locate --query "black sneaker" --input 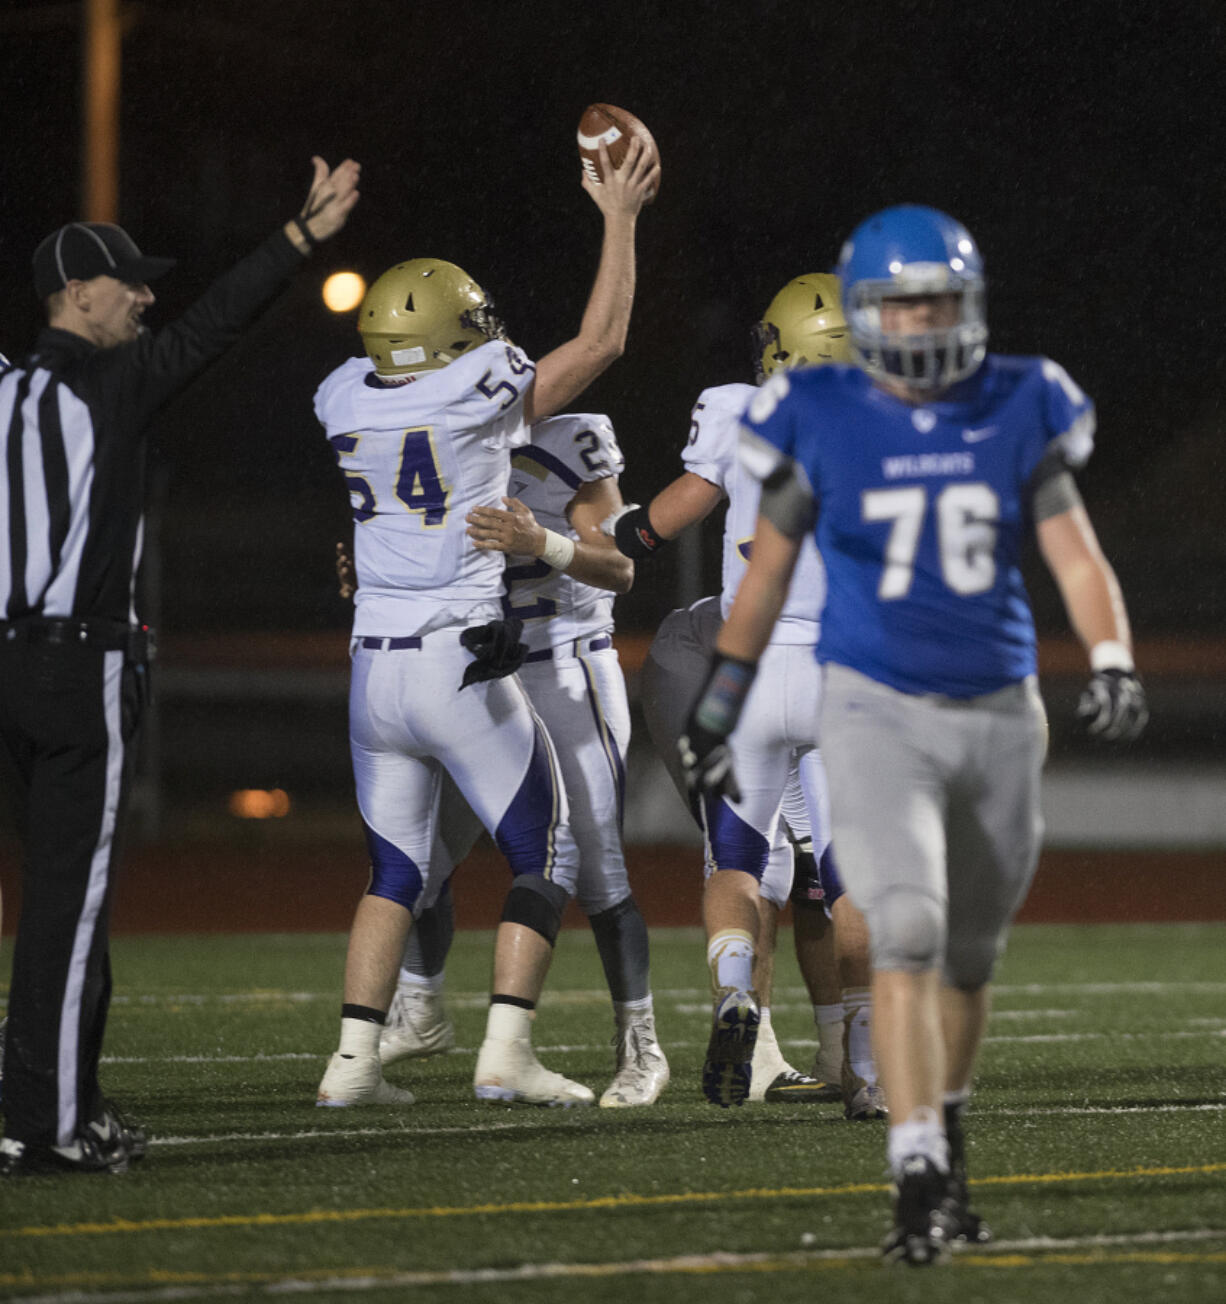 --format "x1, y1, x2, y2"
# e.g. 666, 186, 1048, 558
881, 1155, 952, 1266
0, 1132, 130, 1177
89, 1099, 148, 1164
